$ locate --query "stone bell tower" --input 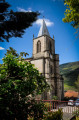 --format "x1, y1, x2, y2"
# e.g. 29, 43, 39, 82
26, 19, 64, 100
